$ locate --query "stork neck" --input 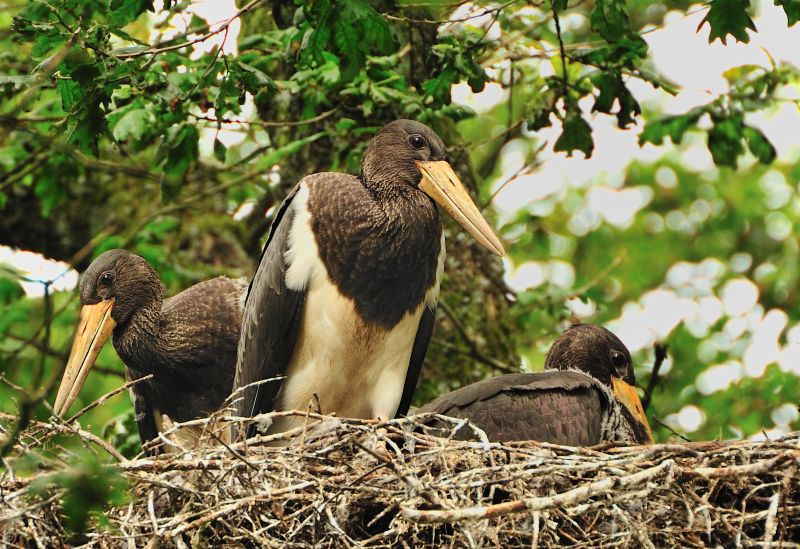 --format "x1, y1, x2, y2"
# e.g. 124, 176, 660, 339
112, 296, 164, 372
